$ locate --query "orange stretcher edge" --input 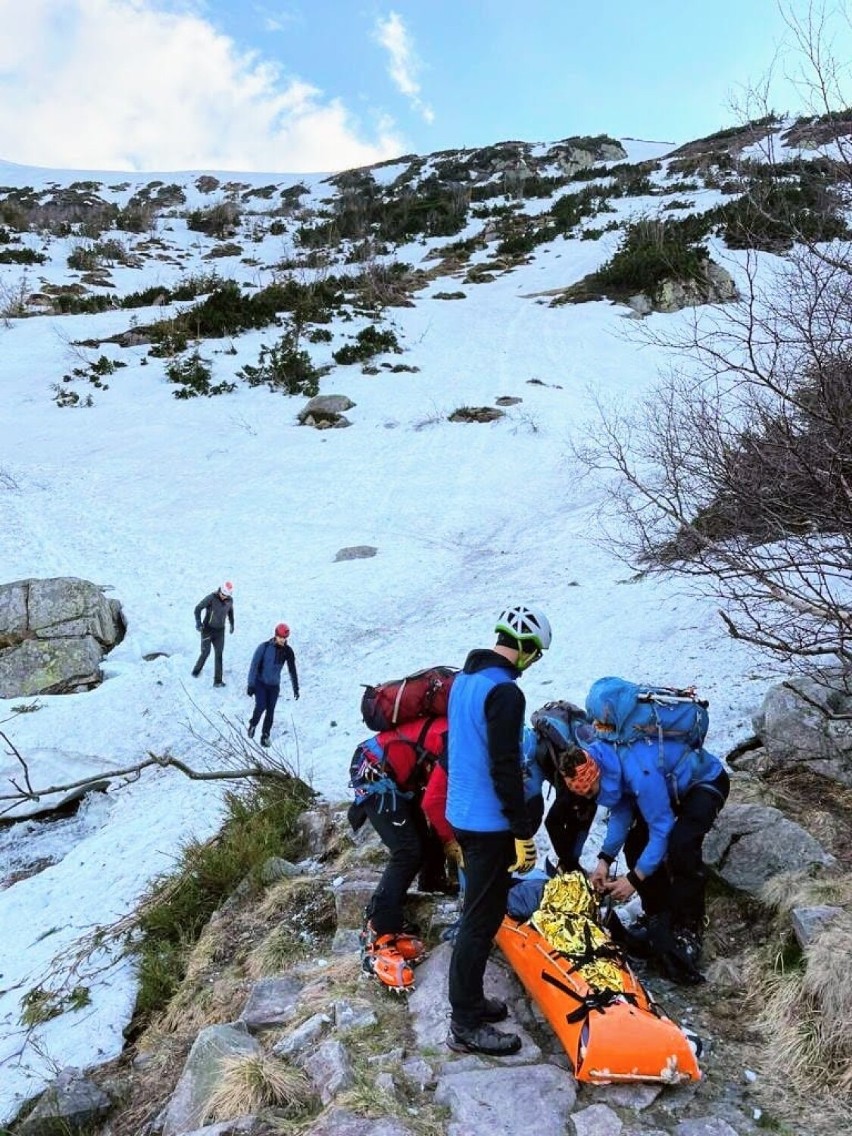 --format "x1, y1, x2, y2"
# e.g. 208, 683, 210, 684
495, 916, 701, 1084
